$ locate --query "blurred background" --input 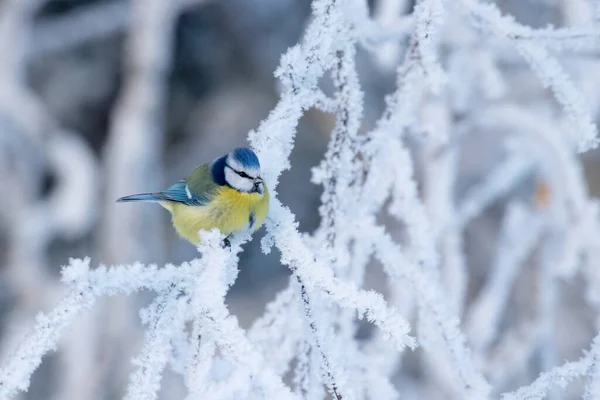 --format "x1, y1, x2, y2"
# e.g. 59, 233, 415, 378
0, 0, 599, 399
